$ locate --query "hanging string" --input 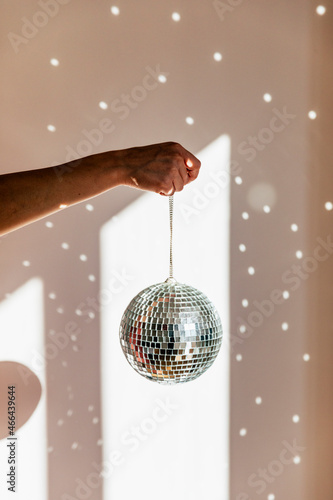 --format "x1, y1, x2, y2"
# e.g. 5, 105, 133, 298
169, 194, 174, 279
